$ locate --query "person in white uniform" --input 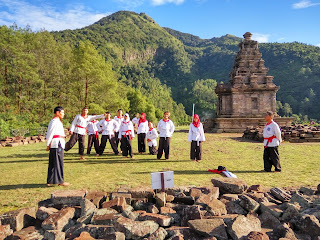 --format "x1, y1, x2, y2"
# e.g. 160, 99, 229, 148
157, 111, 175, 160
114, 109, 124, 150
118, 113, 135, 158
147, 121, 158, 155
97, 112, 119, 156
86, 116, 100, 155
132, 113, 140, 132
263, 111, 282, 172
65, 107, 104, 160
45, 106, 70, 186
188, 114, 205, 162
137, 112, 148, 153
